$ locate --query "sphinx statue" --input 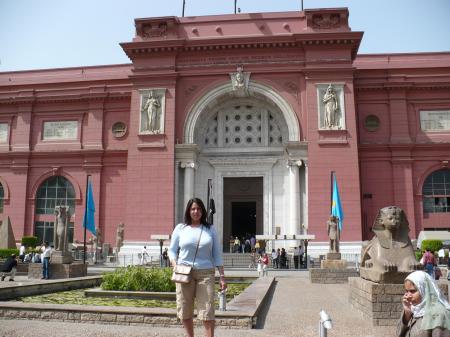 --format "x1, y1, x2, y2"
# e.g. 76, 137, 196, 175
360, 206, 421, 283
